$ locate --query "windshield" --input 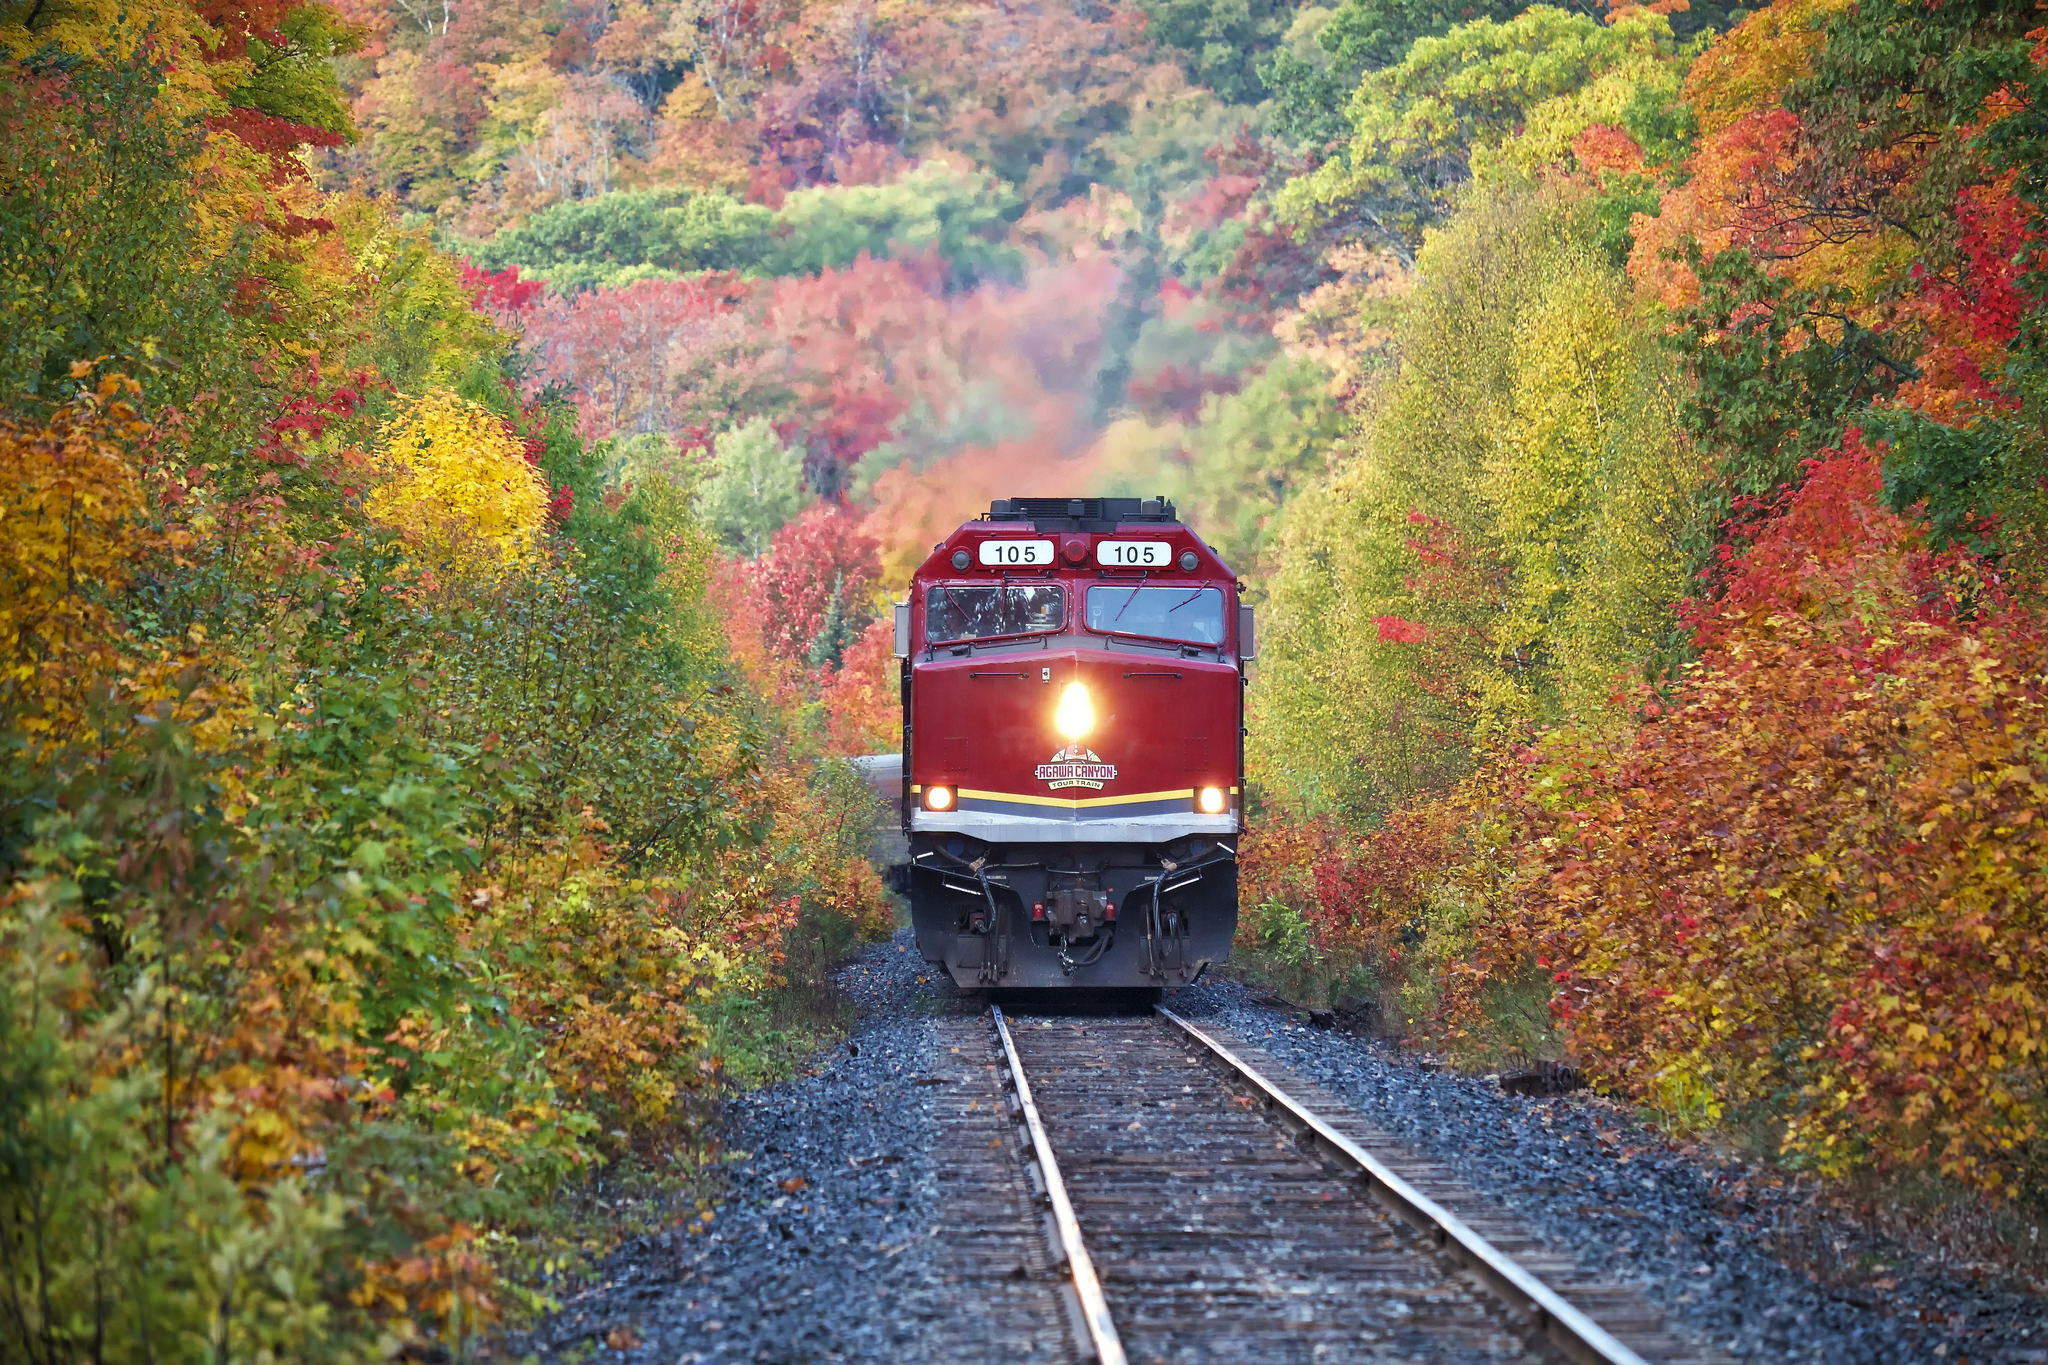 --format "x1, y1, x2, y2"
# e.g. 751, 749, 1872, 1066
1086, 585, 1227, 646
925, 583, 1065, 643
